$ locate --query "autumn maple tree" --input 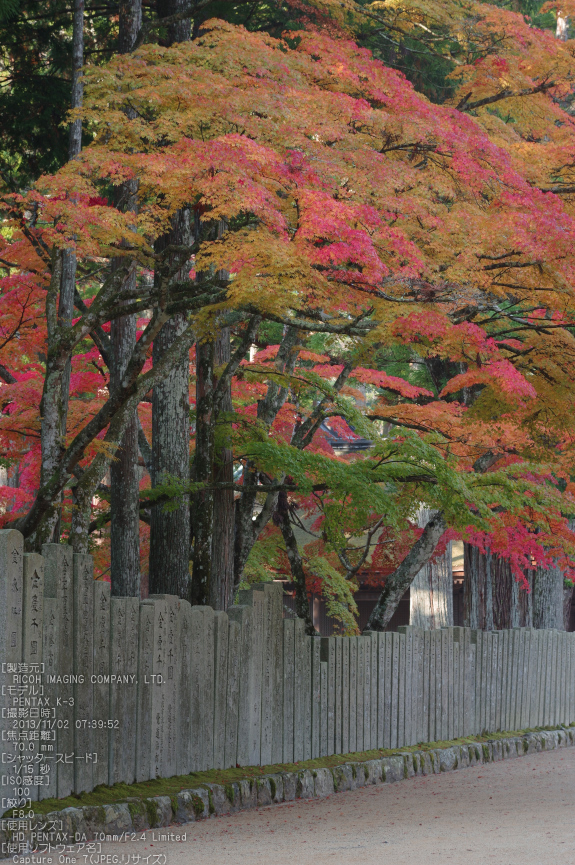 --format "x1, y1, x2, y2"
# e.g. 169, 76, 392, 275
2, 0, 575, 630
